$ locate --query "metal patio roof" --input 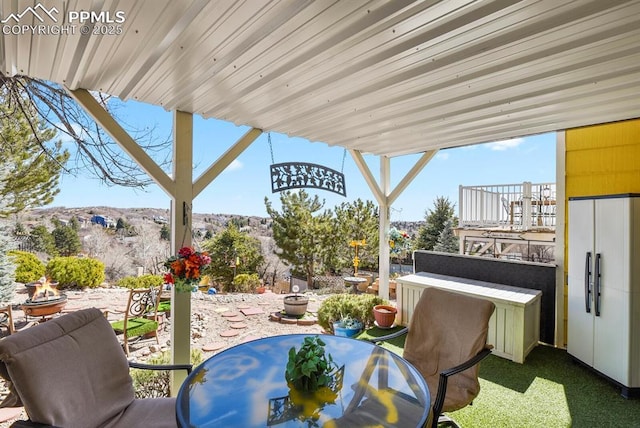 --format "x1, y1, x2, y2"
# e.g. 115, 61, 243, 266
2, 0, 640, 157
